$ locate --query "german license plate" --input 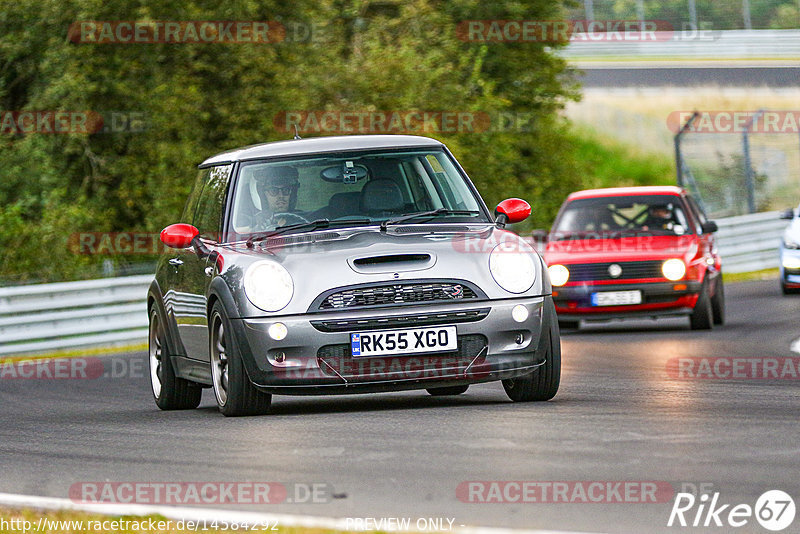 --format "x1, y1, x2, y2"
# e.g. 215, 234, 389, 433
591, 290, 642, 306
350, 326, 457, 357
